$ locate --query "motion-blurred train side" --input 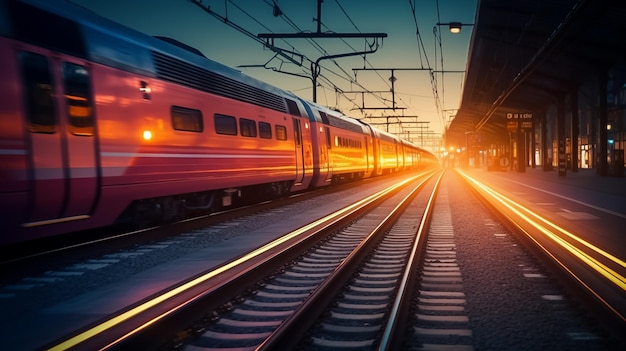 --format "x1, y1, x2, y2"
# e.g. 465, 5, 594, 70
0, 0, 438, 245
